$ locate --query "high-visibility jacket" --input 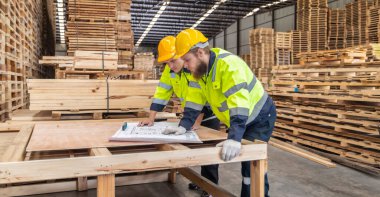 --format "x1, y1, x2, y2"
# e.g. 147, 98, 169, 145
150, 64, 201, 112
179, 48, 273, 142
